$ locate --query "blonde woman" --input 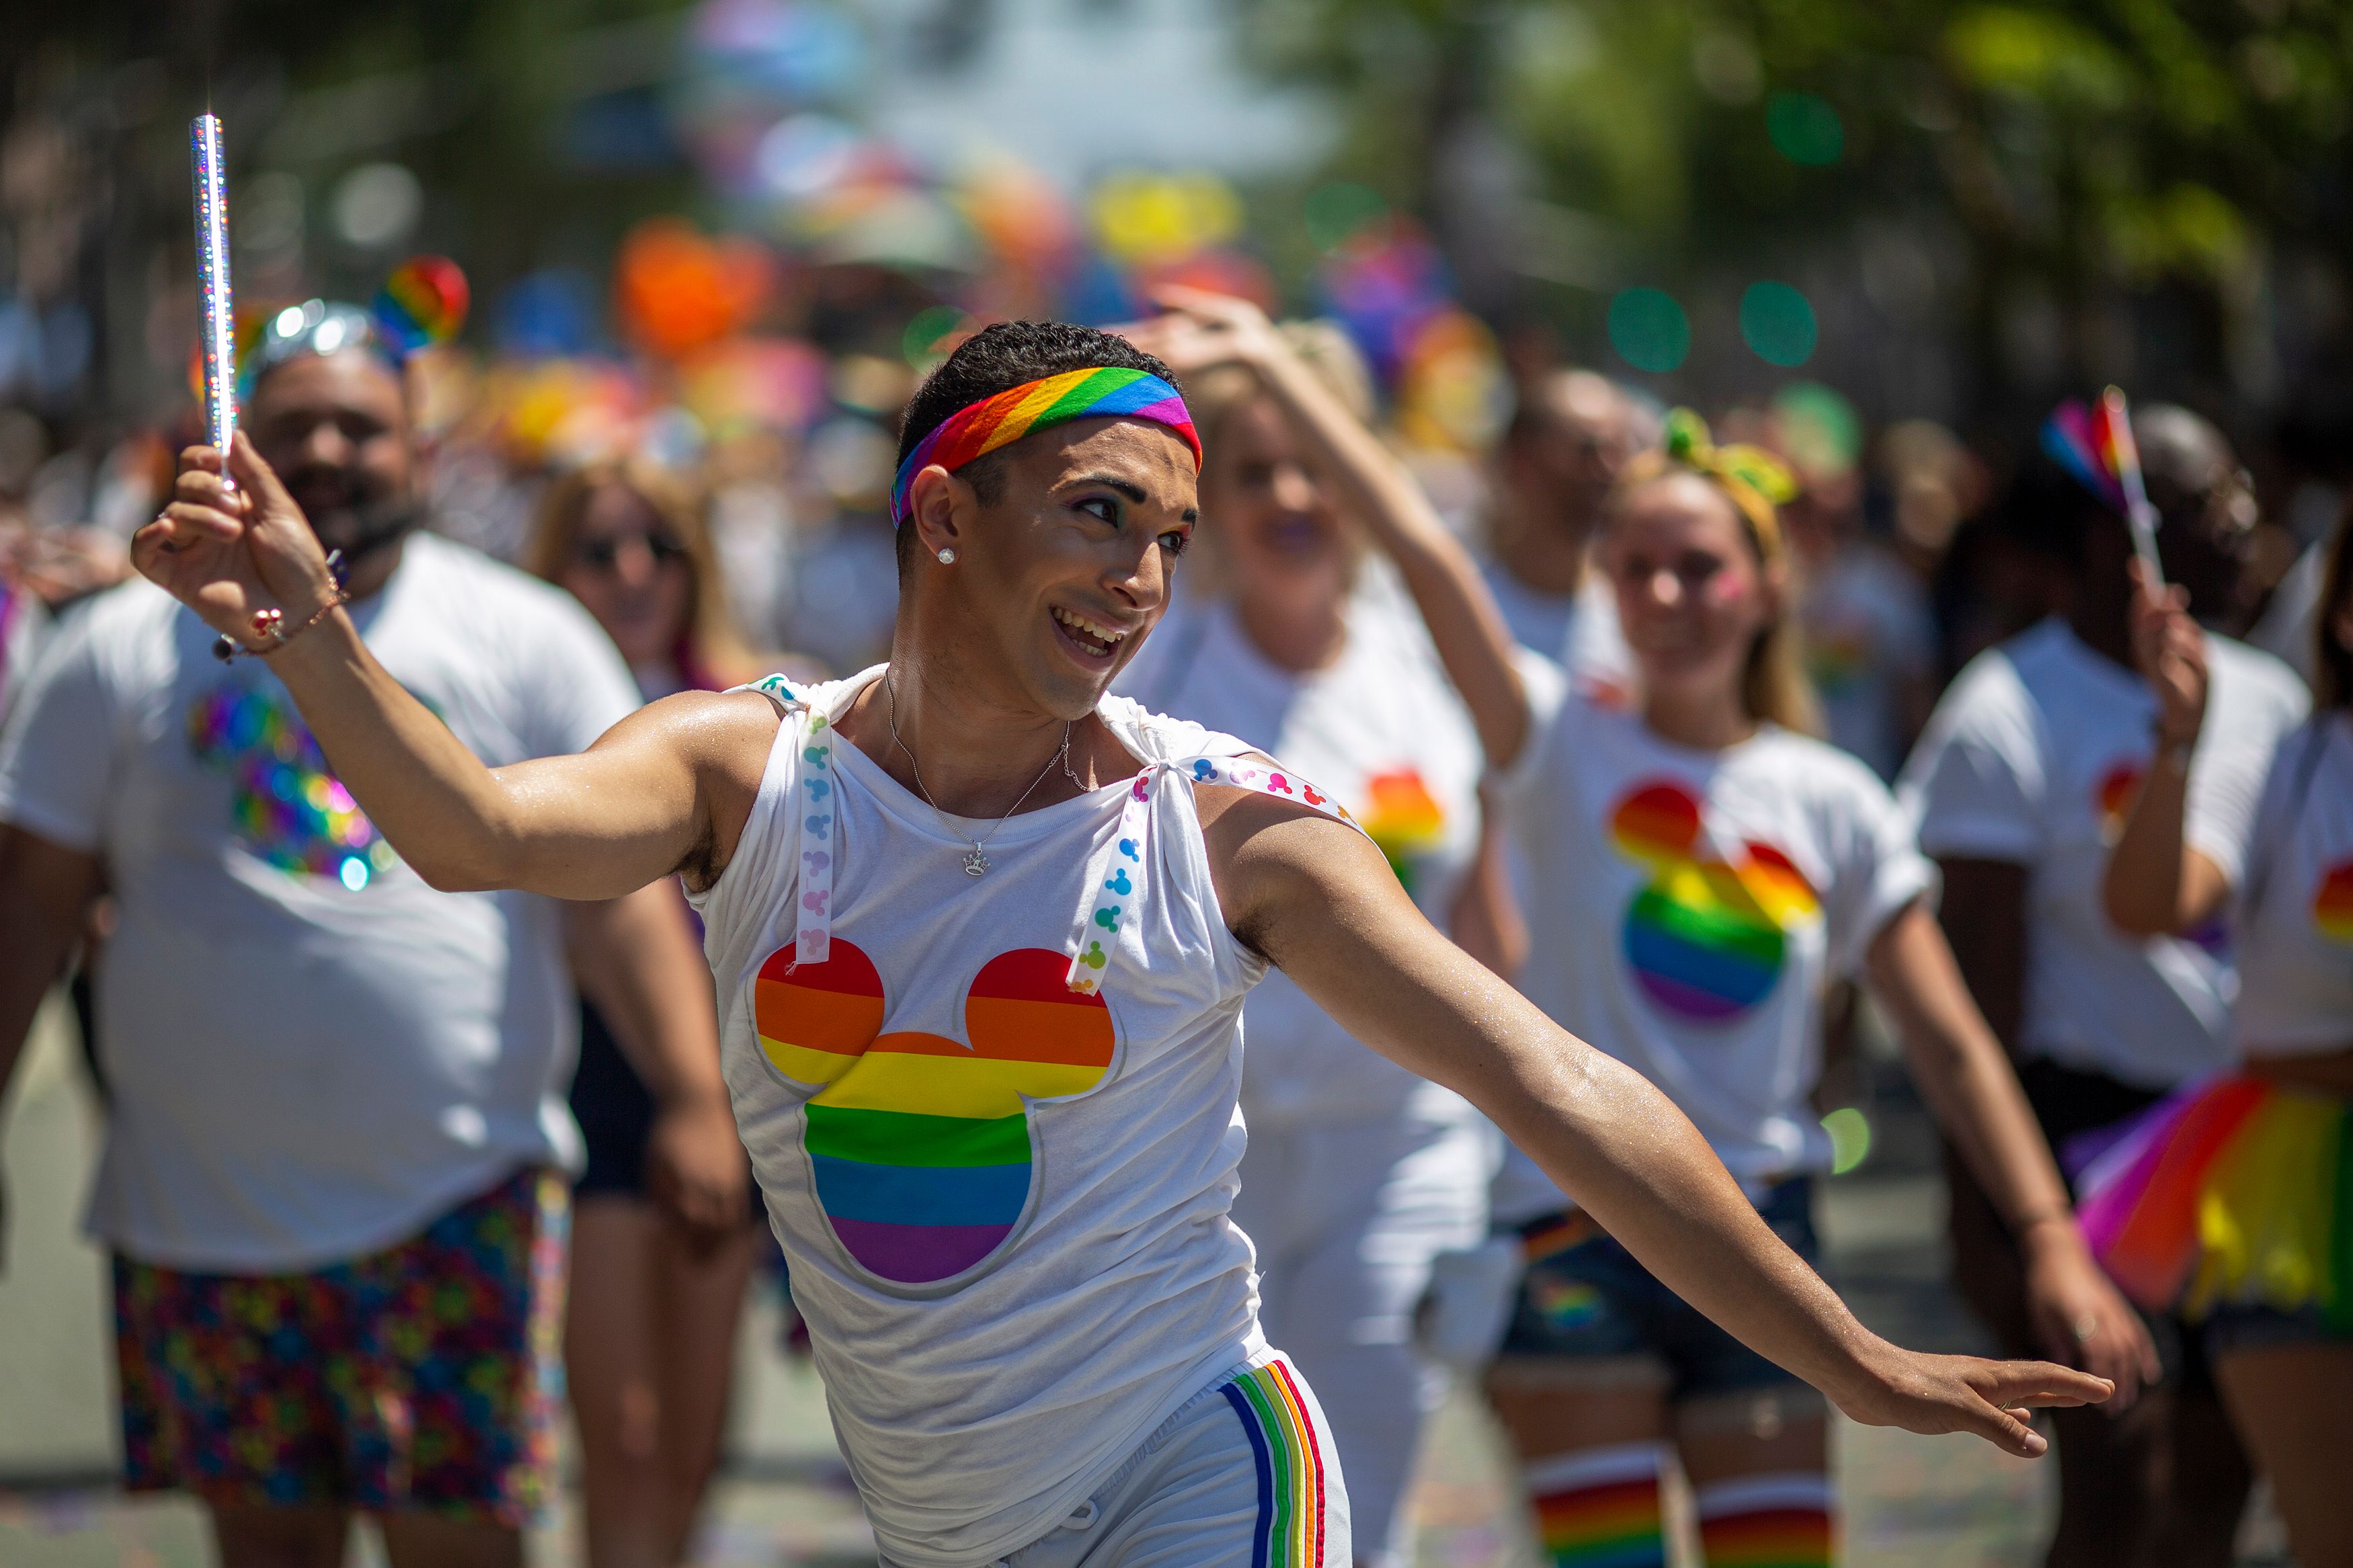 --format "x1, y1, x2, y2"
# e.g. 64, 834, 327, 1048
1135, 290, 2151, 1568
1114, 319, 1510, 1568
526, 460, 771, 1568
